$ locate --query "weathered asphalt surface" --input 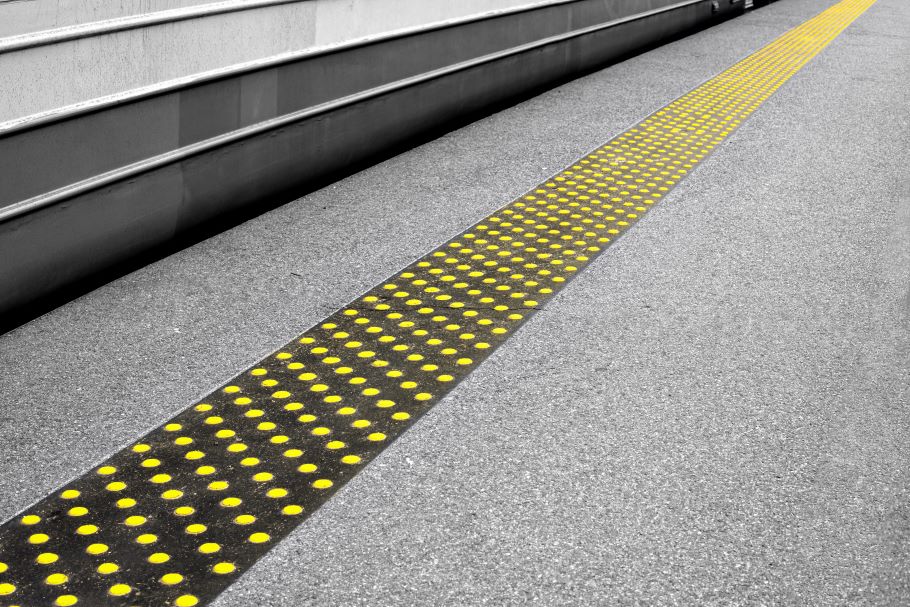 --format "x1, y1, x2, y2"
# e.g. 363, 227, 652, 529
1, 0, 908, 604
